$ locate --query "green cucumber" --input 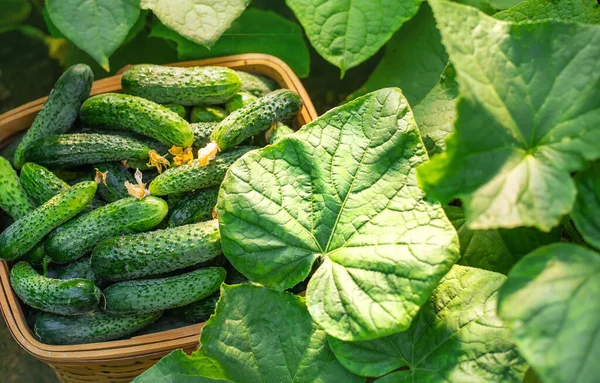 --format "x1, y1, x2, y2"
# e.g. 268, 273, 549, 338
34, 310, 161, 345
0, 132, 25, 167
170, 292, 219, 323
237, 71, 279, 97
269, 124, 294, 144
149, 146, 256, 195
93, 162, 134, 202
46, 196, 168, 264
211, 89, 302, 151
103, 267, 226, 315
190, 105, 227, 123
10, 261, 101, 315
80, 93, 194, 148
0, 156, 34, 219
92, 219, 222, 281
14, 64, 93, 169
225, 91, 257, 114
56, 257, 101, 285
169, 188, 218, 227
121, 64, 241, 105
0, 181, 97, 261
25, 133, 151, 168
133, 313, 193, 336
162, 103, 187, 119
190, 122, 218, 148
77, 128, 170, 155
